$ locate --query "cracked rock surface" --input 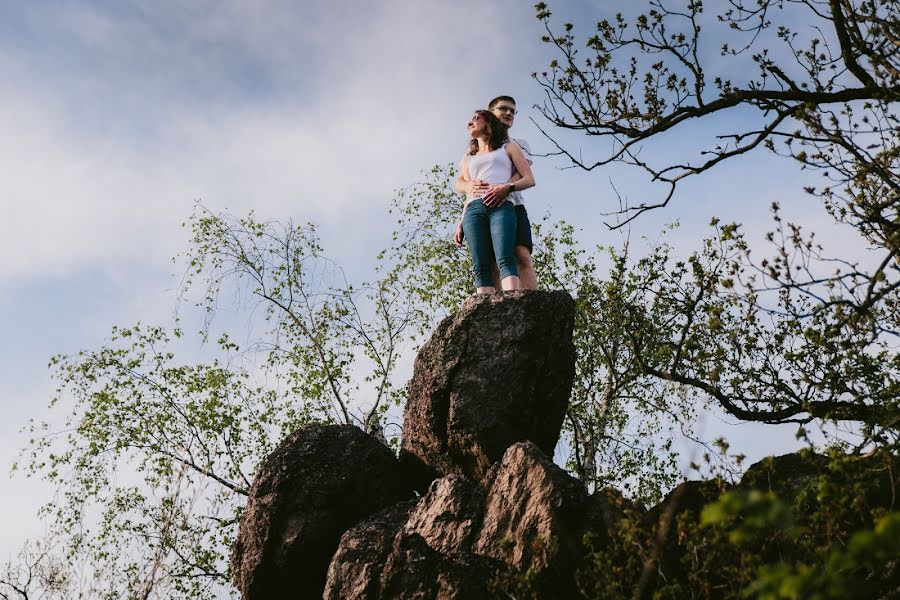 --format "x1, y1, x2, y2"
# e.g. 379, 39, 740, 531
399, 290, 576, 490
231, 423, 412, 600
